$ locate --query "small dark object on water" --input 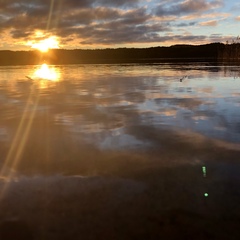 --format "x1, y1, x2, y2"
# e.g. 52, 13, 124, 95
180, 75, 188, 82
25, 76, 33, 80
